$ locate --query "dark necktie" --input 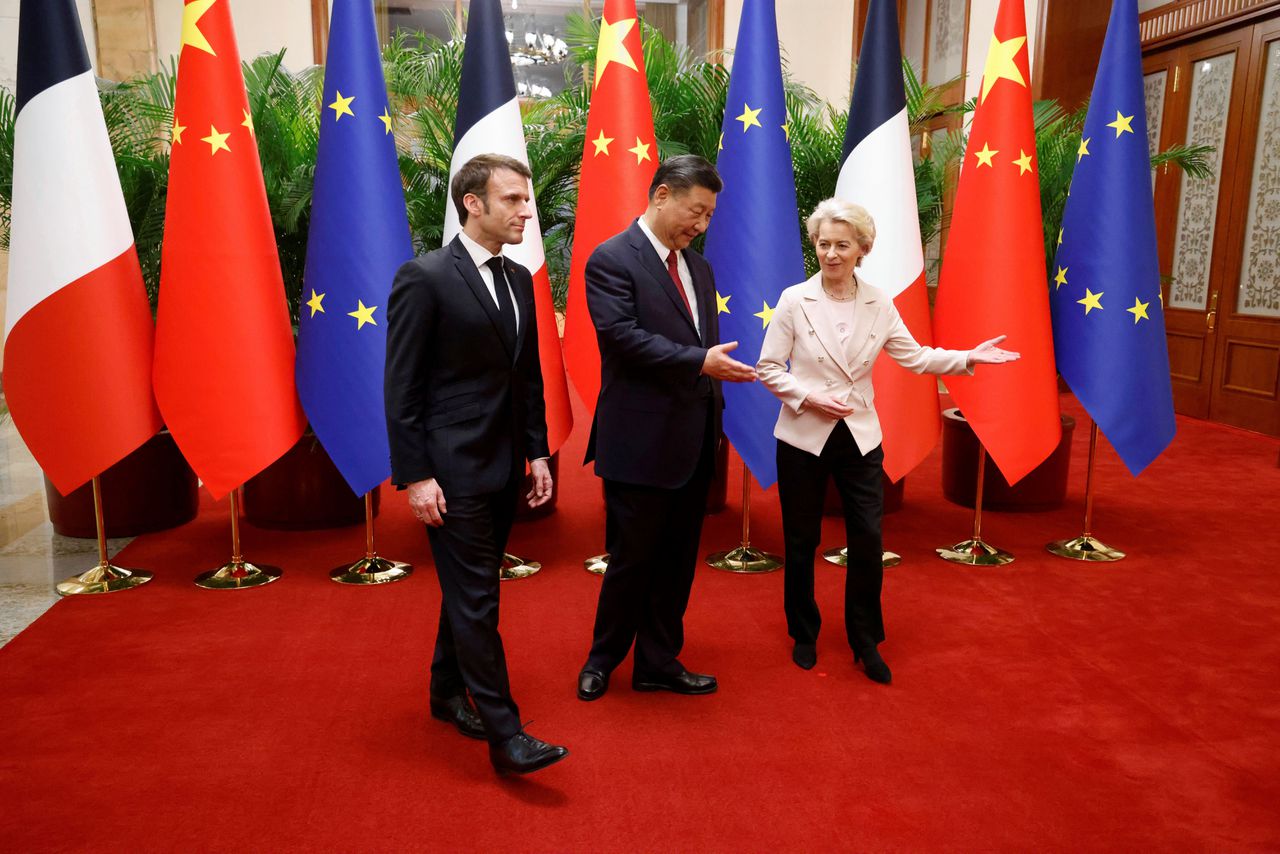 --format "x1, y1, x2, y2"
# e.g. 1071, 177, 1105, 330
485, 256, 517, 348
666, 250, 694, 319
